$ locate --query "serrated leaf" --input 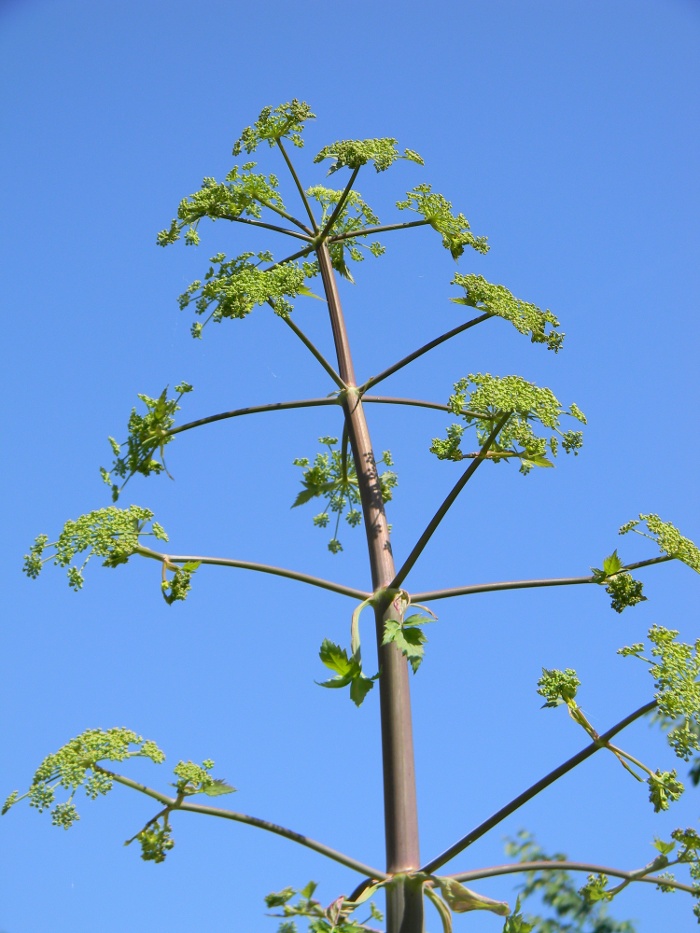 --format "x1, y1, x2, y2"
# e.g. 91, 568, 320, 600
349, 674, 375, 706
291, 482, 336, 508
602, 549, 623, 576
520, 454, 554, 468
297, 284, 324, 301
318, 640, 357, 679
653, 837, 676, 856
200, 779, 236, 797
